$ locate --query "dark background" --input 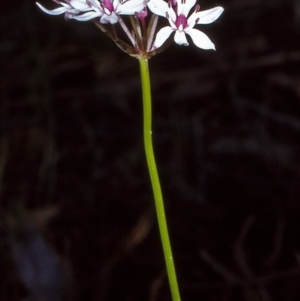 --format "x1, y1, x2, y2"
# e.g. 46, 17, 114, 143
1, 0, 300, 300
